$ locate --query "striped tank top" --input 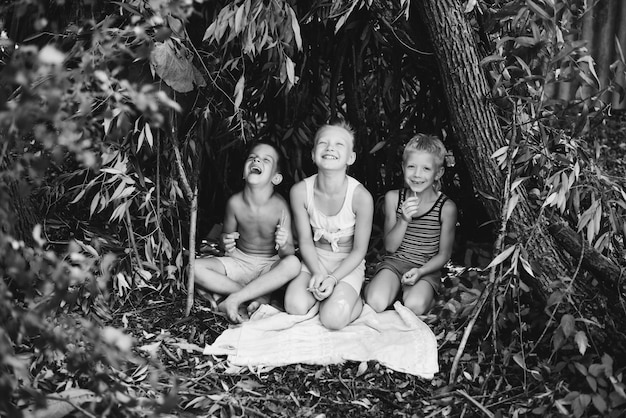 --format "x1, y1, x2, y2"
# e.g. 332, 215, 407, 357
386, 189, 448, 267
